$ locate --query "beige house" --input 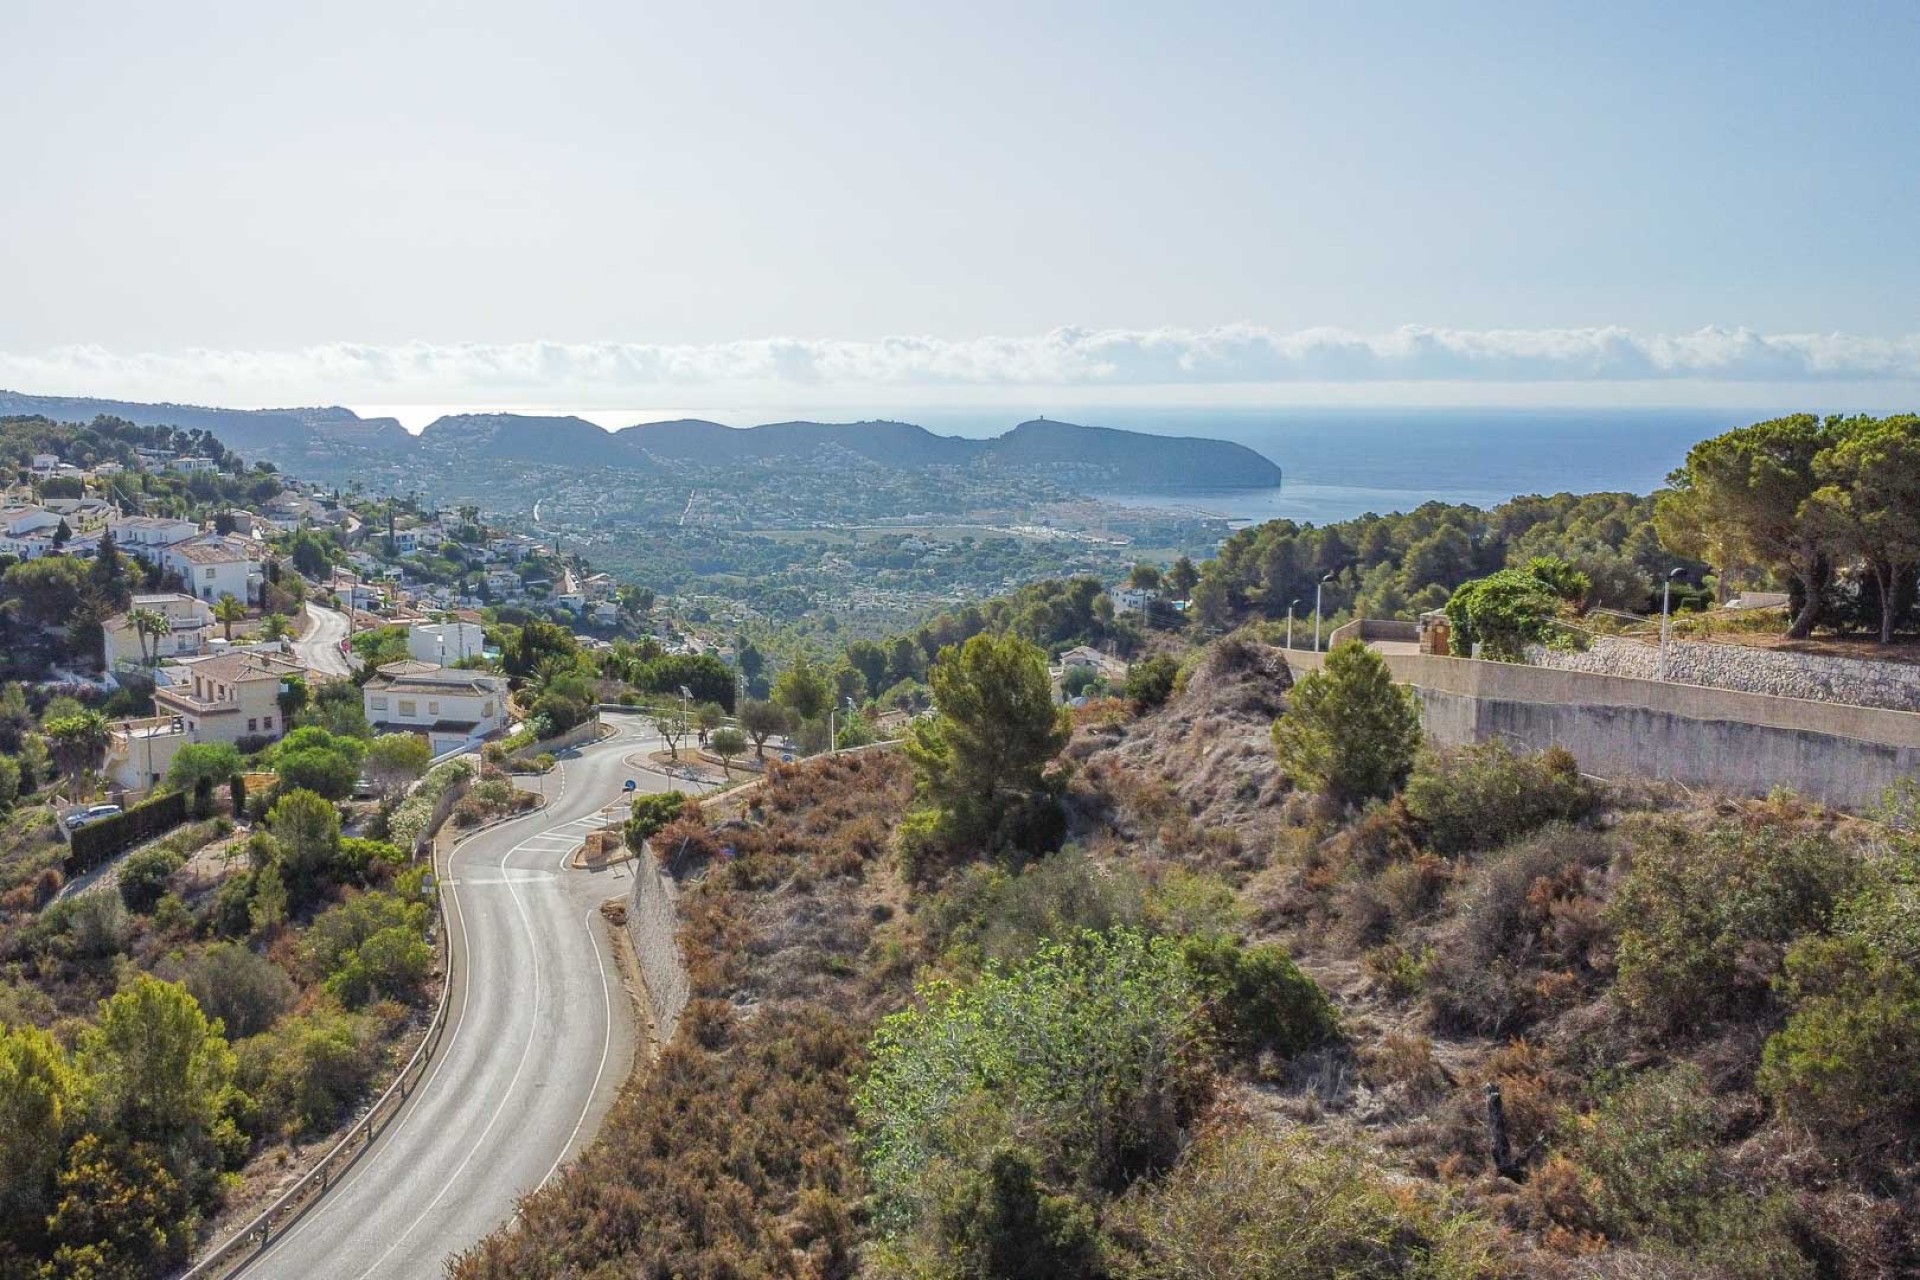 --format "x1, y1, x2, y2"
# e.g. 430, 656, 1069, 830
363, 660, 509, 756
103, 593, 215, 669
152, 651, 311, 745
